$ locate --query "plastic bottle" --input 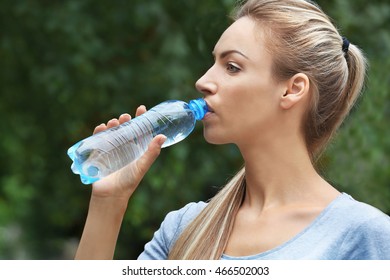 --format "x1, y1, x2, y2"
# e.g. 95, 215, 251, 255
67, 98, 208, 184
